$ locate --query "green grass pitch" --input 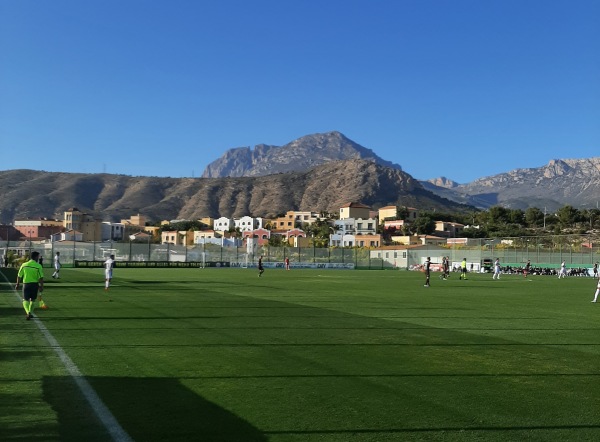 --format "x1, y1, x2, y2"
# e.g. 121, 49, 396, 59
2, 267, 600, 441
